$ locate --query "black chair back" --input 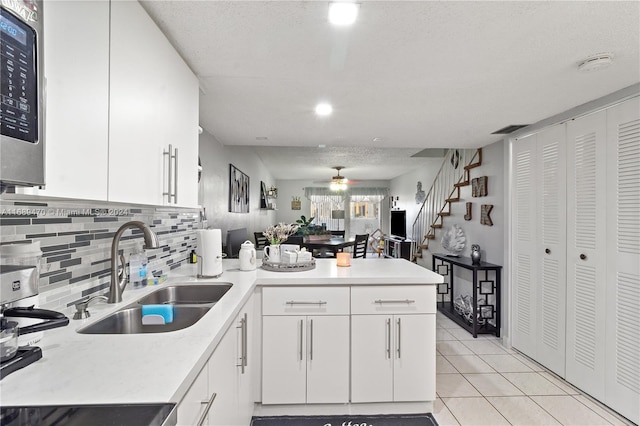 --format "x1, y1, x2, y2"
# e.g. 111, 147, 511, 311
254, 232, 269, 249
353, 234, 369, 258
330, 230, 345, 238
285, 235, 304, 246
